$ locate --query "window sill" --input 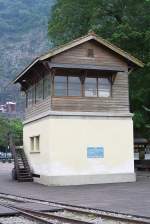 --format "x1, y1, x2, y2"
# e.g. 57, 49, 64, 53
30, 151, 40, 154
52, 96, 112, 99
